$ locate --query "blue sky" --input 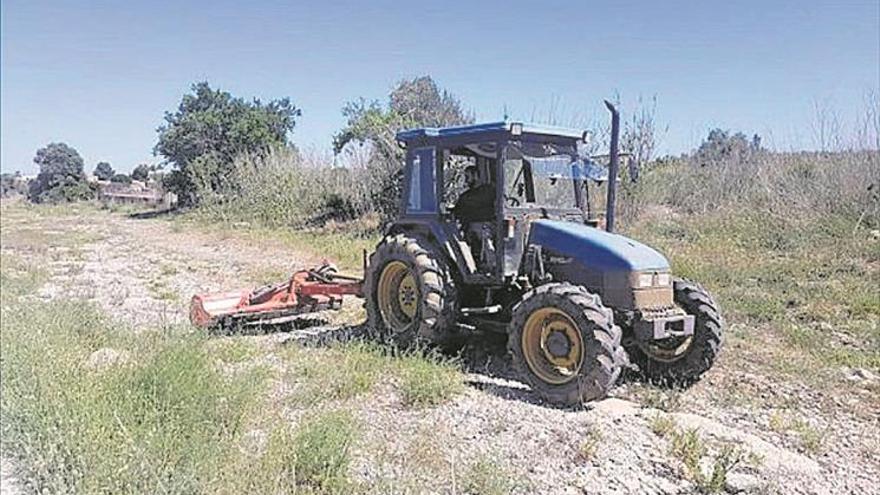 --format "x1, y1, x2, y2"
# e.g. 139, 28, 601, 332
2, 0, 878, 173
